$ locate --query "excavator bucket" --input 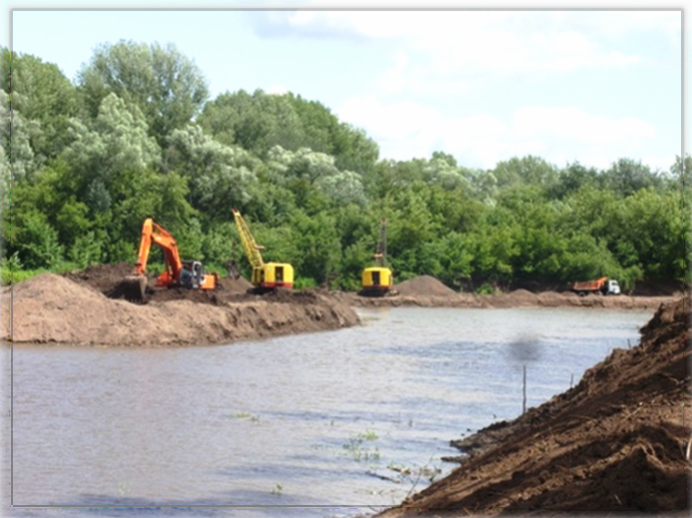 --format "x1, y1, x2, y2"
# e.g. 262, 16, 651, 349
110, 275, 148, 303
